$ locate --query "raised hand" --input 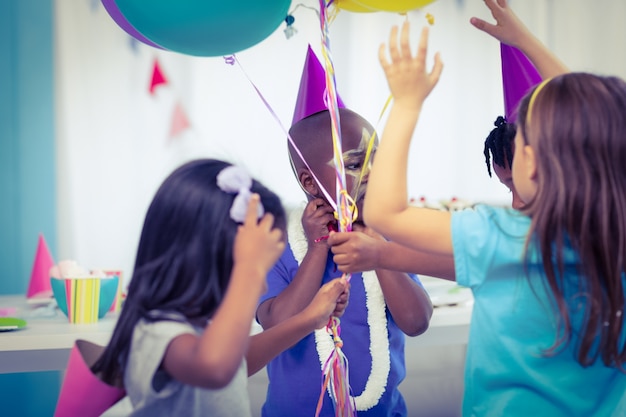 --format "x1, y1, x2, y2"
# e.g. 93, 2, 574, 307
469, 0, 533, 48
469, 0, 568, 79
378, 21, 443, 110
